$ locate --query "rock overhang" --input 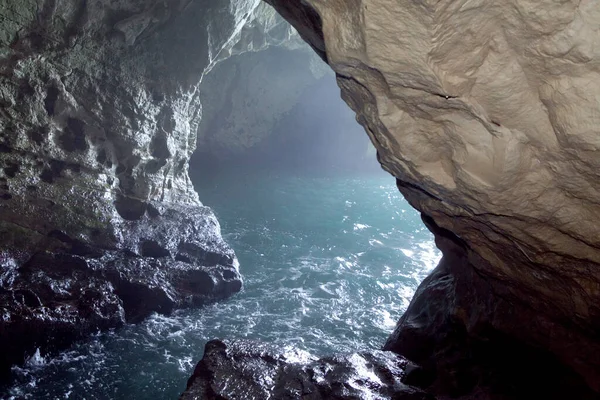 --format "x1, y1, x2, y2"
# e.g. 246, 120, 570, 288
264, 0, 600, 396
